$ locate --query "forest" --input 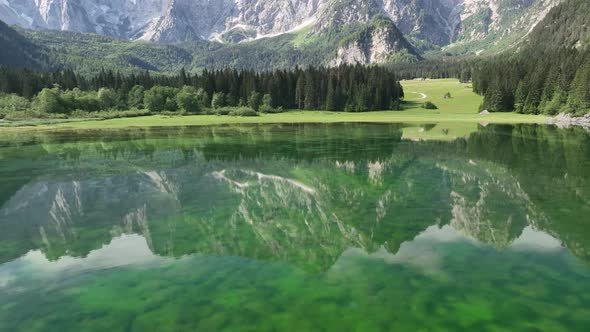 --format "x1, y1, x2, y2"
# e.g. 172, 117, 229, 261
470, 0, 590, 116
0, 65, 404, 120
472, 49, 590, 116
